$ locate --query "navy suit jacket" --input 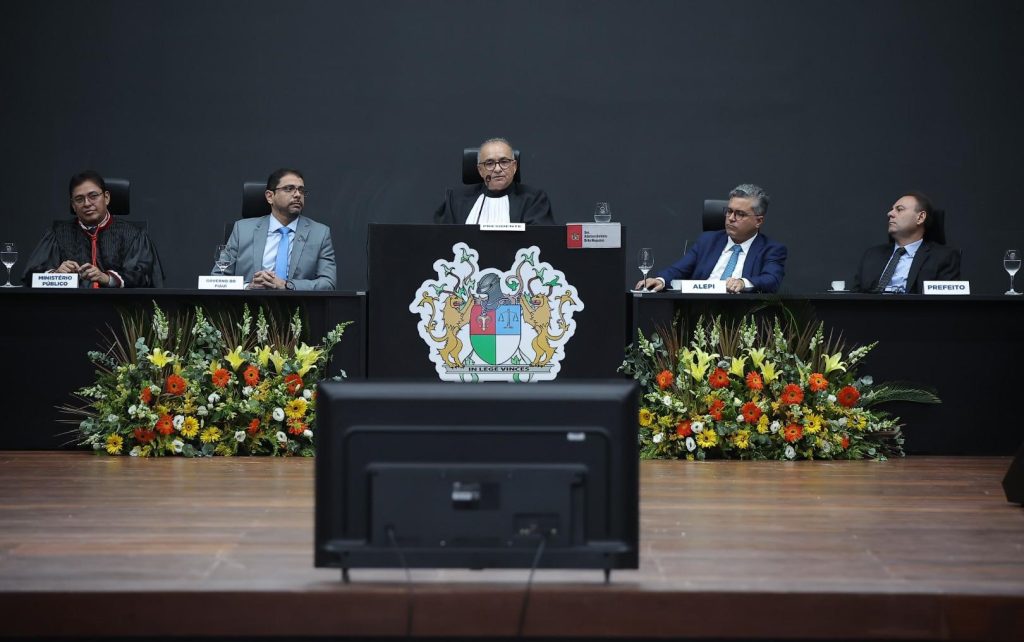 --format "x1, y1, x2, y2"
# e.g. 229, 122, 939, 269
852, 240, 961, 293
656, 231, 788, 293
